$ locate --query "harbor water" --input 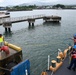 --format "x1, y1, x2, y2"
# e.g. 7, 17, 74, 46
0, 9, 76, 75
